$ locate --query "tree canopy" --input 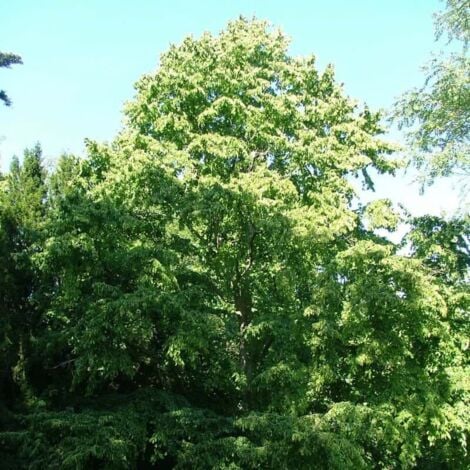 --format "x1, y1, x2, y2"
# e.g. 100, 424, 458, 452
0, 18, 468, 469
392, 0, 470, 191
